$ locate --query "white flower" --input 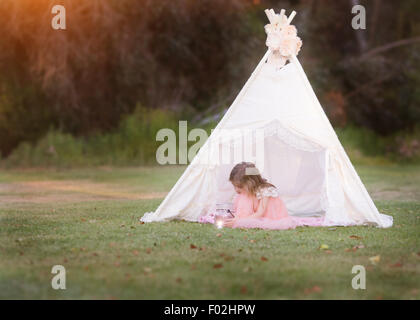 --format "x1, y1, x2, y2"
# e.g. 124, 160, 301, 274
265, 32, 283, 51
271, 14, 288, 28
280, 25, 297, 38
295, 37, 303, 55
267, 51, 287, 69
279, 37, 299, 57
264, 22, 303, 67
